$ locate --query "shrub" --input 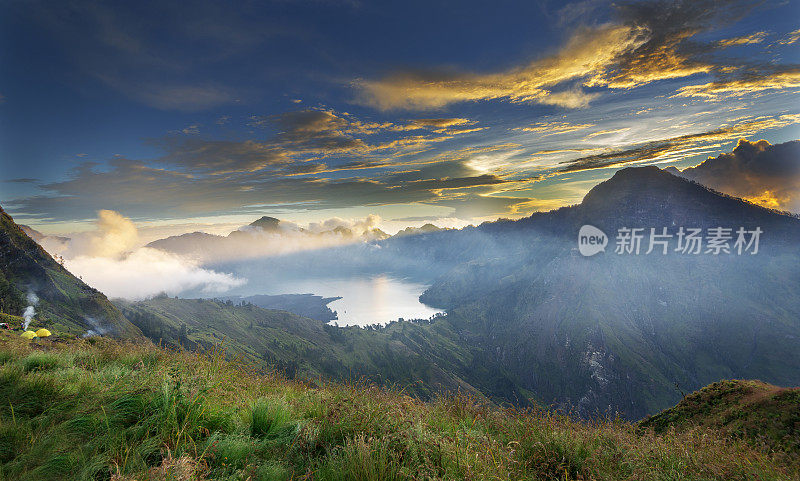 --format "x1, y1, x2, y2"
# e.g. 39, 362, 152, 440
250, 398, 293, 439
